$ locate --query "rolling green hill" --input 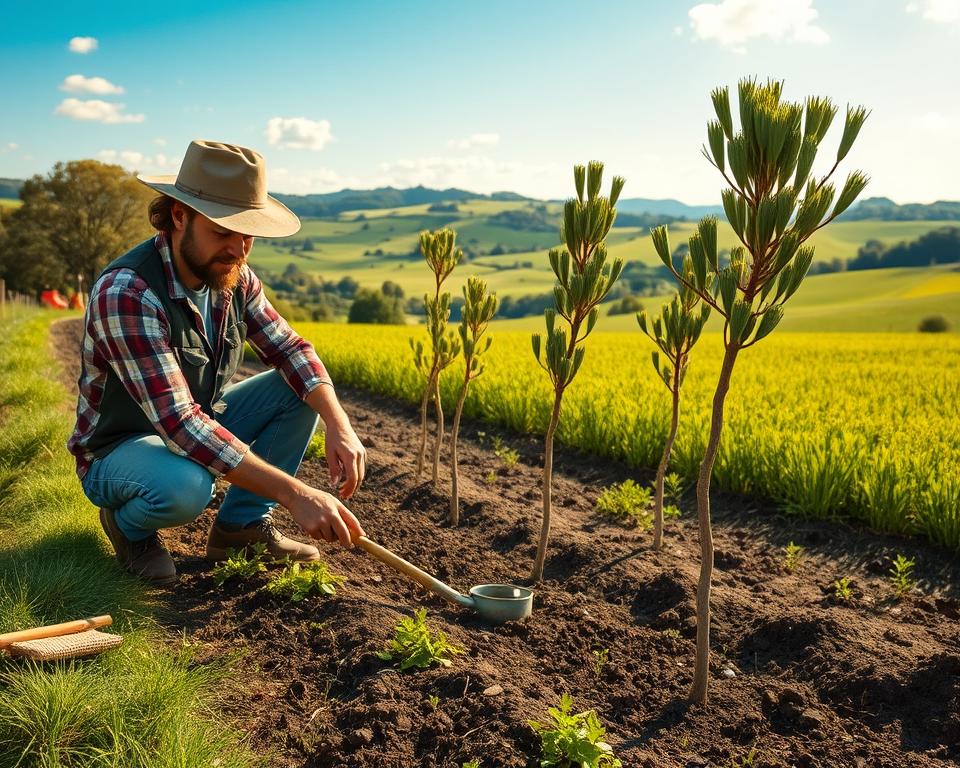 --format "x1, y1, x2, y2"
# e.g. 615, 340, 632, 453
248, 199, 956, 332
